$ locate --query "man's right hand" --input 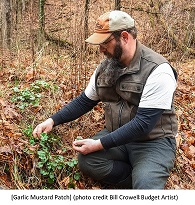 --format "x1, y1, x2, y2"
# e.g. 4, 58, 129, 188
33, 118, 54, 138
